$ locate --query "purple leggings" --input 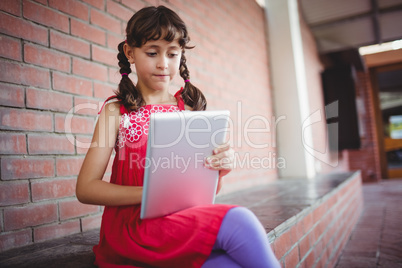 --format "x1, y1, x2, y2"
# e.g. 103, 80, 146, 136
202, 207, 281, 268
